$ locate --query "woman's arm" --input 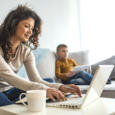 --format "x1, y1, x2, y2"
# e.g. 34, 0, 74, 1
0, 55, 49, 91
24, 51, 62, 89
